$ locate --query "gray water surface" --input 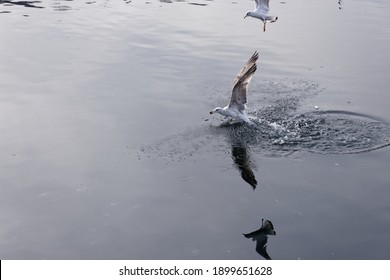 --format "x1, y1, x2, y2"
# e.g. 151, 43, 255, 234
1, 0, 390, 259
